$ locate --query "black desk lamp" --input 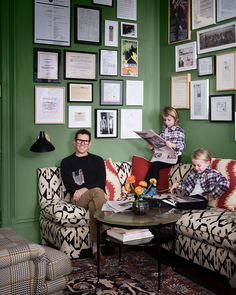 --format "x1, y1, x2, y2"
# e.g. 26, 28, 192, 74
30, 131, 55, 152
